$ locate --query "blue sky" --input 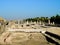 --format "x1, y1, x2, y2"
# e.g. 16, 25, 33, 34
0, 0, 60, 20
